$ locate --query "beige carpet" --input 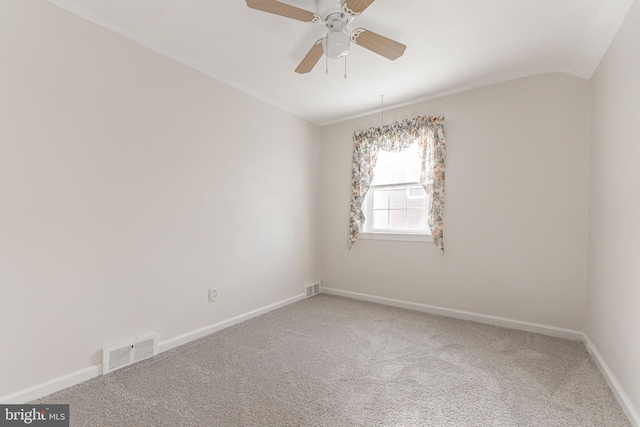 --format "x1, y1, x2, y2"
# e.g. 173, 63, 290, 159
34, 294, 630, 426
